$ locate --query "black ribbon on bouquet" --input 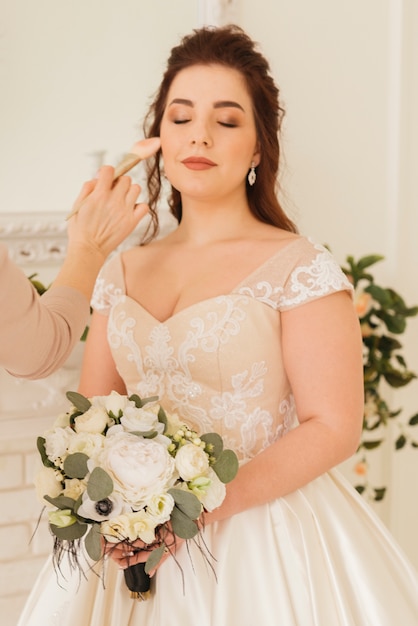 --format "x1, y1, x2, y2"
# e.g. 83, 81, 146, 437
124, 562, 151, 600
